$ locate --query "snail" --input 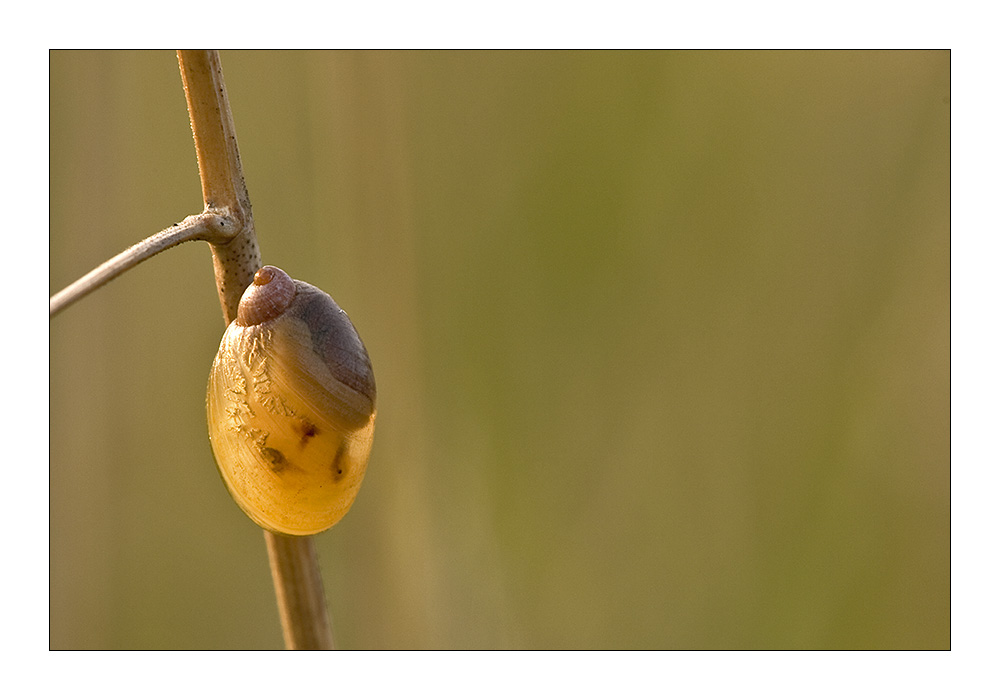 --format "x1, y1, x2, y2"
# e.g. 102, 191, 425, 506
207, 265, 376, 536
